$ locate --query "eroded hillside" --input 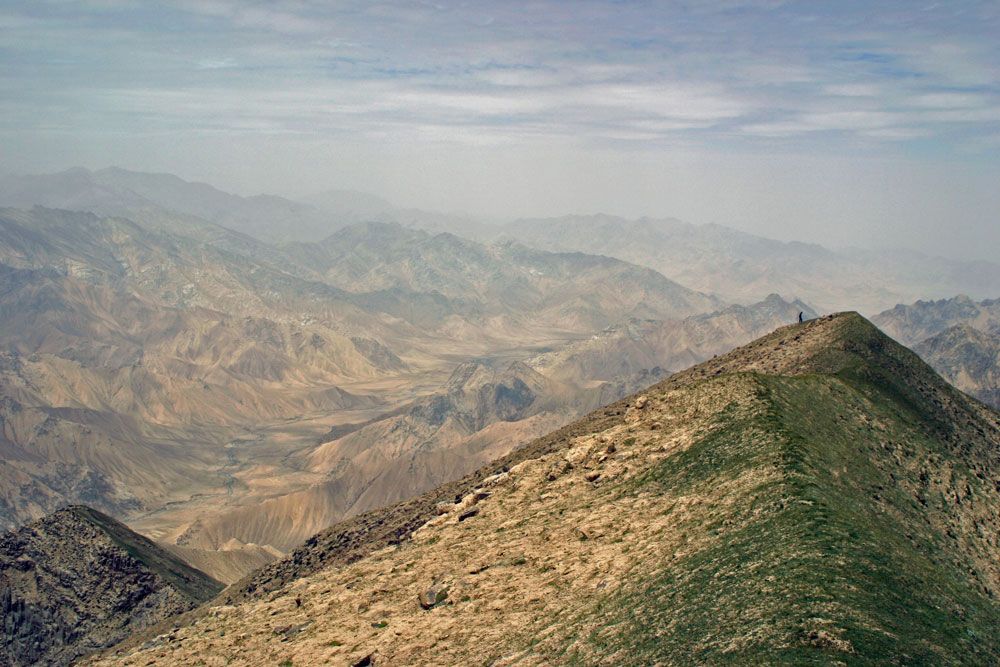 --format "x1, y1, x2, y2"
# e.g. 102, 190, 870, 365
173, 296, 813, 553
